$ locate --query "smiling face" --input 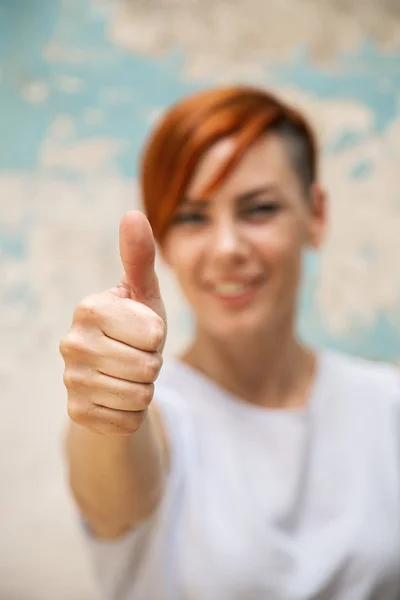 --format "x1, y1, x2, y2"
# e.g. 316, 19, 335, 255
161, 132, 326, 342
